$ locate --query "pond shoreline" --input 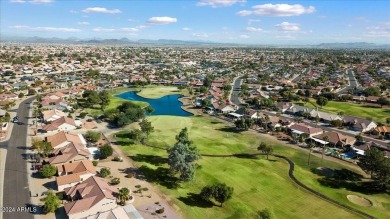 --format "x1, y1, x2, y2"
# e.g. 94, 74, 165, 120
116, 90, 193, 117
